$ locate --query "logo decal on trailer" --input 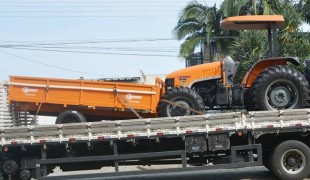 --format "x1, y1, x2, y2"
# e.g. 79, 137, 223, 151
126, 93, 143, 100
21, 87, 39, 96
22, 87, 39, 93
